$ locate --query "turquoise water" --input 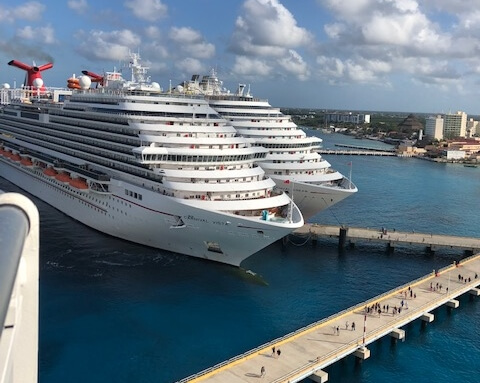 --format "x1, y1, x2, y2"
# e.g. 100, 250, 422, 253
1, 133, 479, 382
